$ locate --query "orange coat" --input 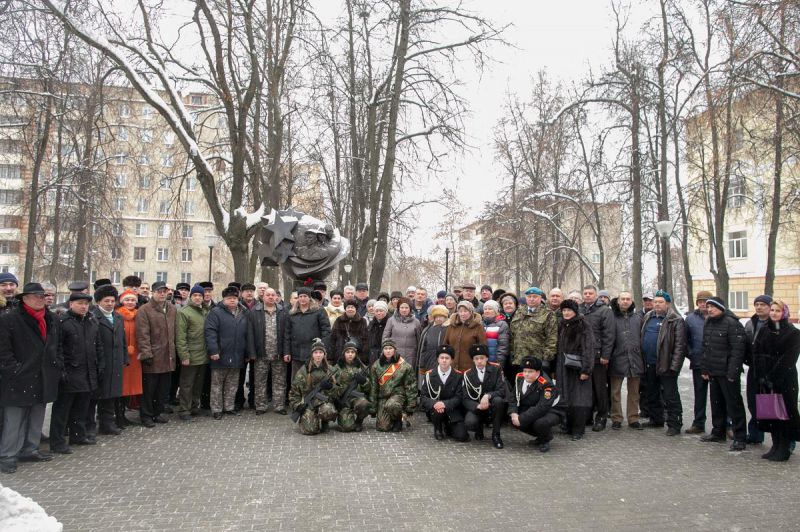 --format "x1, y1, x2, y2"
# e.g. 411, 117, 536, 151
117, 307, 143, 396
